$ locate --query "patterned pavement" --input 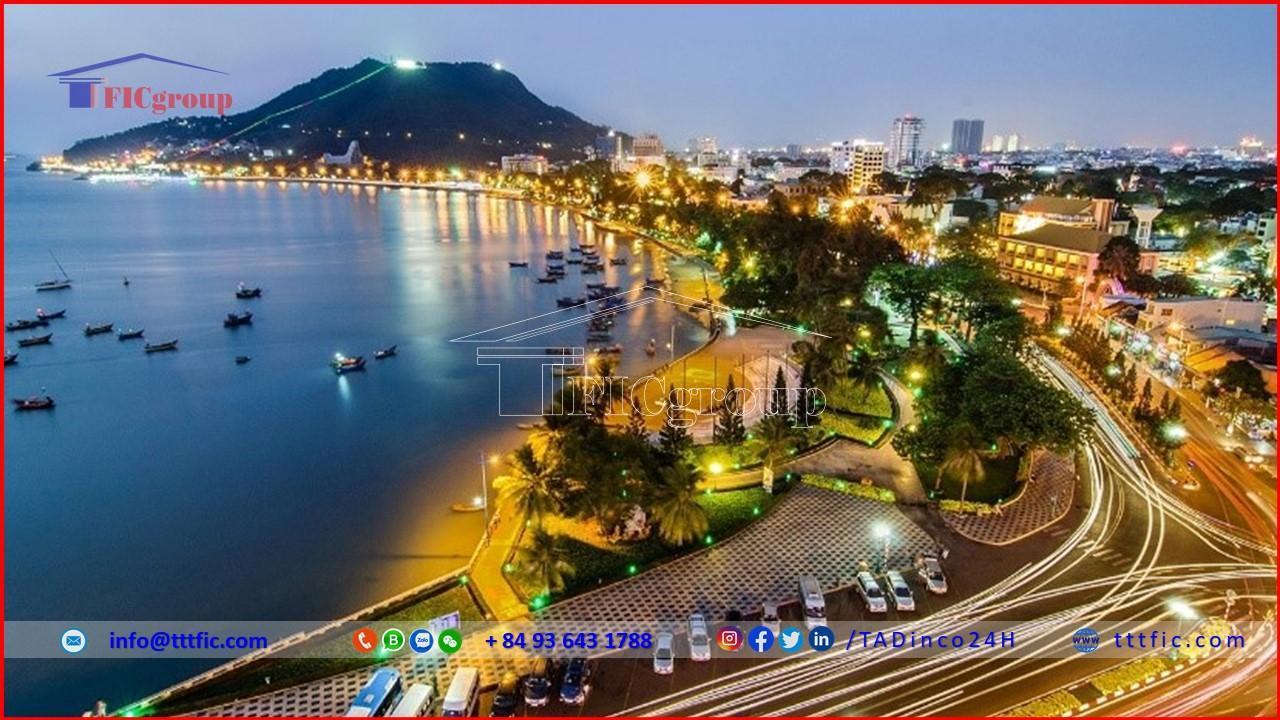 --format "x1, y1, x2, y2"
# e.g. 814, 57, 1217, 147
940, 450, 1076, 546
192, 484, 934, 716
